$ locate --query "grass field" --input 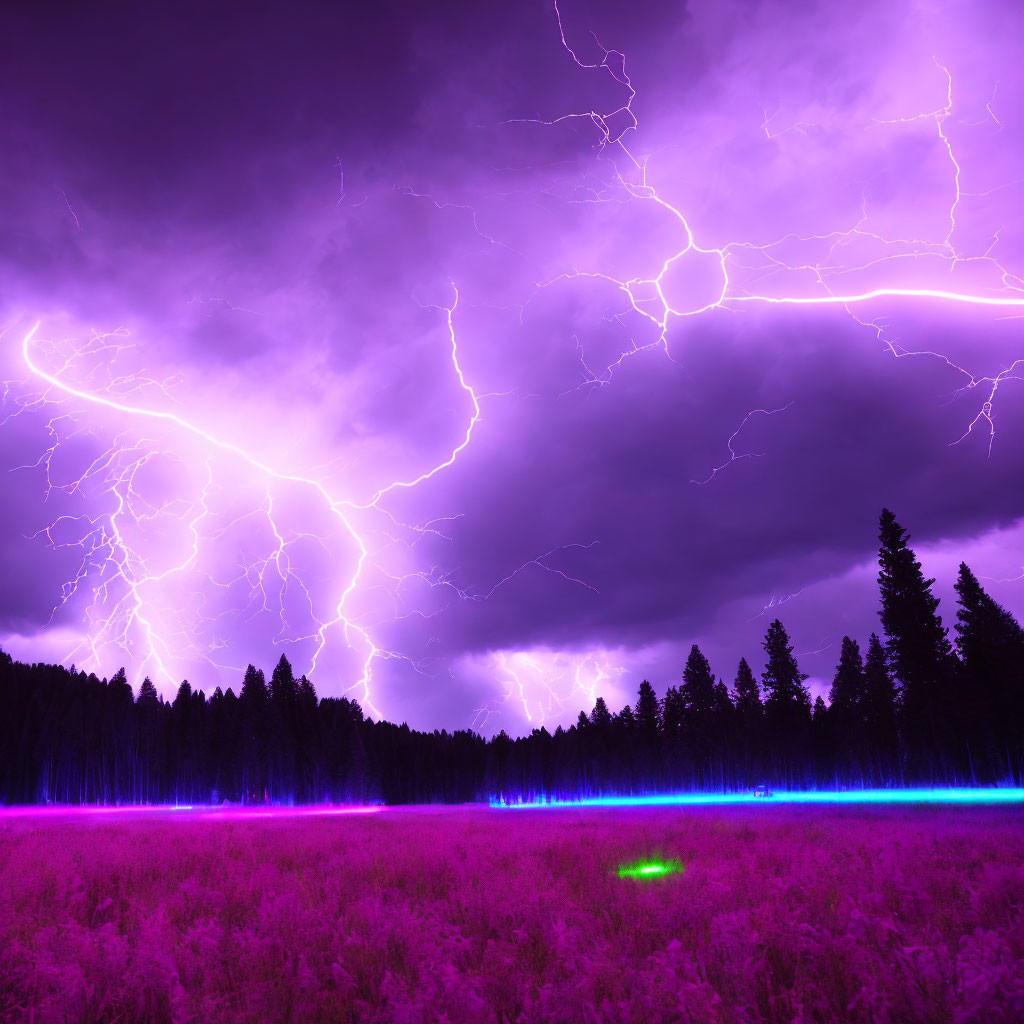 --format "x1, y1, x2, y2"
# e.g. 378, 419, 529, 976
1, 804, 1022, 1023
